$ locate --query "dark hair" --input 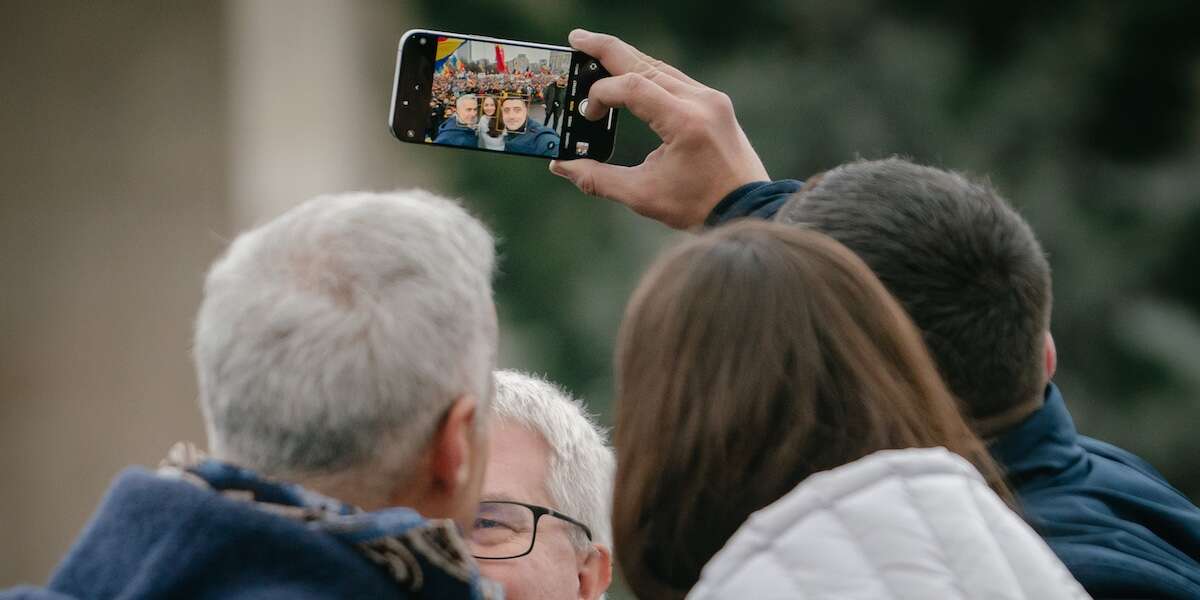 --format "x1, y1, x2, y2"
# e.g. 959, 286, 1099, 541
775, 158, 1052, 433
501, 94, 529, 107
612, 221, 1013, 600
479, 95, 503, 138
